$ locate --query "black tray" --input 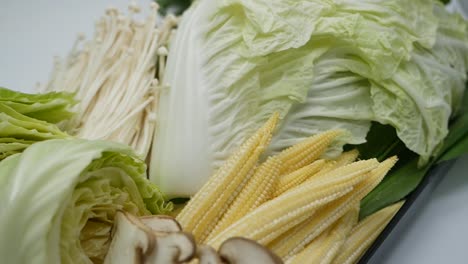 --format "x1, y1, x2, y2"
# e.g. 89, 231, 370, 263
358, 160, 456, 263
